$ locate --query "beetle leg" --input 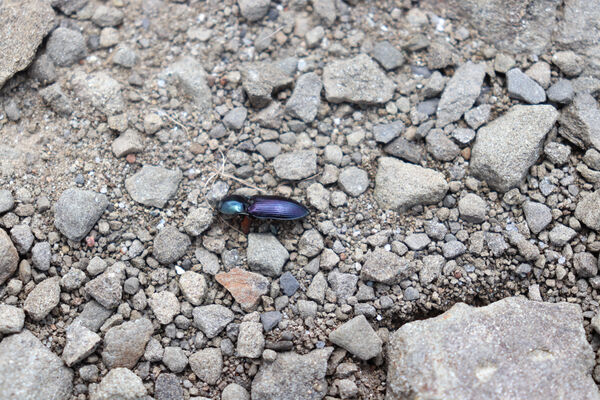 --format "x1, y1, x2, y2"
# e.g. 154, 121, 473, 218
241, 215, 251, 235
